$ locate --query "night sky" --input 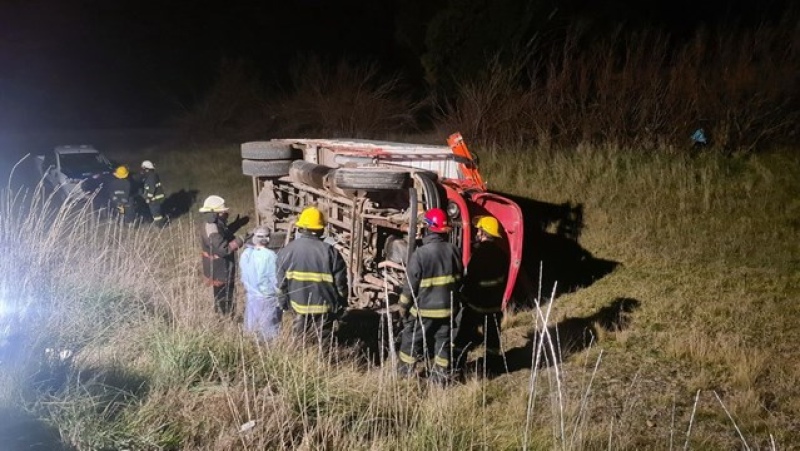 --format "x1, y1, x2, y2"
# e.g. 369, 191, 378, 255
0, 0, 789, 130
